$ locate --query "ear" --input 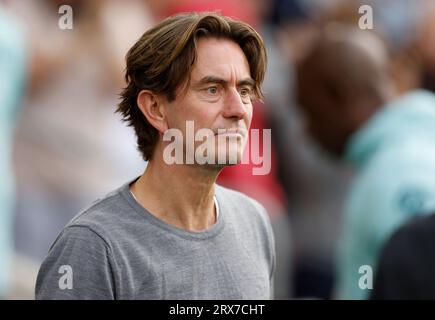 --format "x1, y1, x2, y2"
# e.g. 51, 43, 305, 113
137, 90, 169, 134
